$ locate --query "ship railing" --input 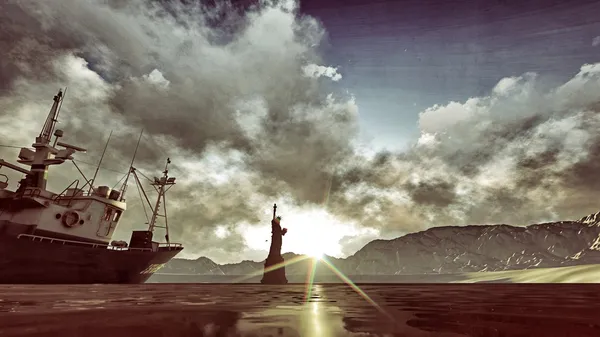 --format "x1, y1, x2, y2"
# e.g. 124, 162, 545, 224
158, 243, 183, 250
17, 234, 154, 252
17, 233, 107, 248
20, 188, 43, 199
17, 183, 106, 202
52, 180, 81, 206
158, 243, 183, 248
107, 246, 152, 252
53, 183, 101, 201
